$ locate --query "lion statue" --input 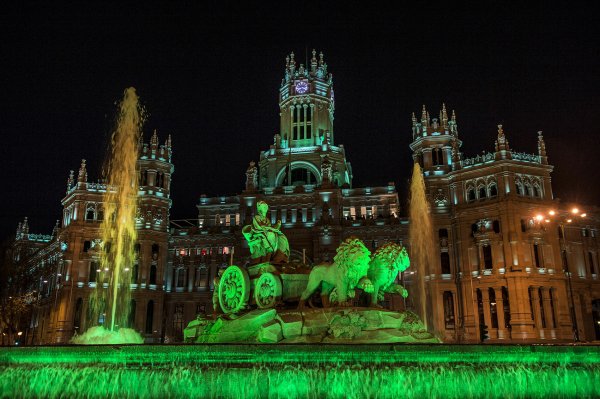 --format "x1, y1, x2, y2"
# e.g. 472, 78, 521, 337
367, 243, 410, 307
298, 237, 373, 308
